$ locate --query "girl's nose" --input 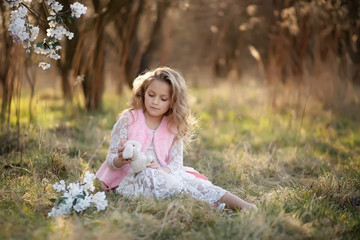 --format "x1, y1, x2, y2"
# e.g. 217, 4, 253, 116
153, 97, 159, 104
